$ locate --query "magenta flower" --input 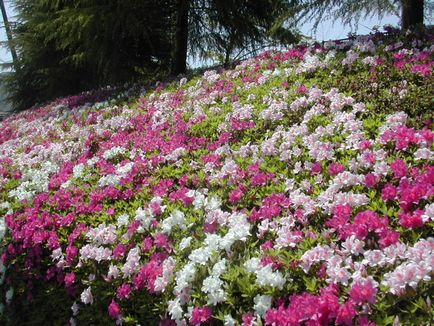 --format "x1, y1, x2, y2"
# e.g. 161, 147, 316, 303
242, 312, 255, 326
381, 184, 397, 201
364, 173, 377, 188
64, 272, 76, 287
189, 306, 212, 325
349, 281, 378, 304
108, 299, 122, 319
117, 283, 133, 300
336, 301, 356, 326
311, 162, 322, 174
328, 163, 346, 176
390, 159, 407, 179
